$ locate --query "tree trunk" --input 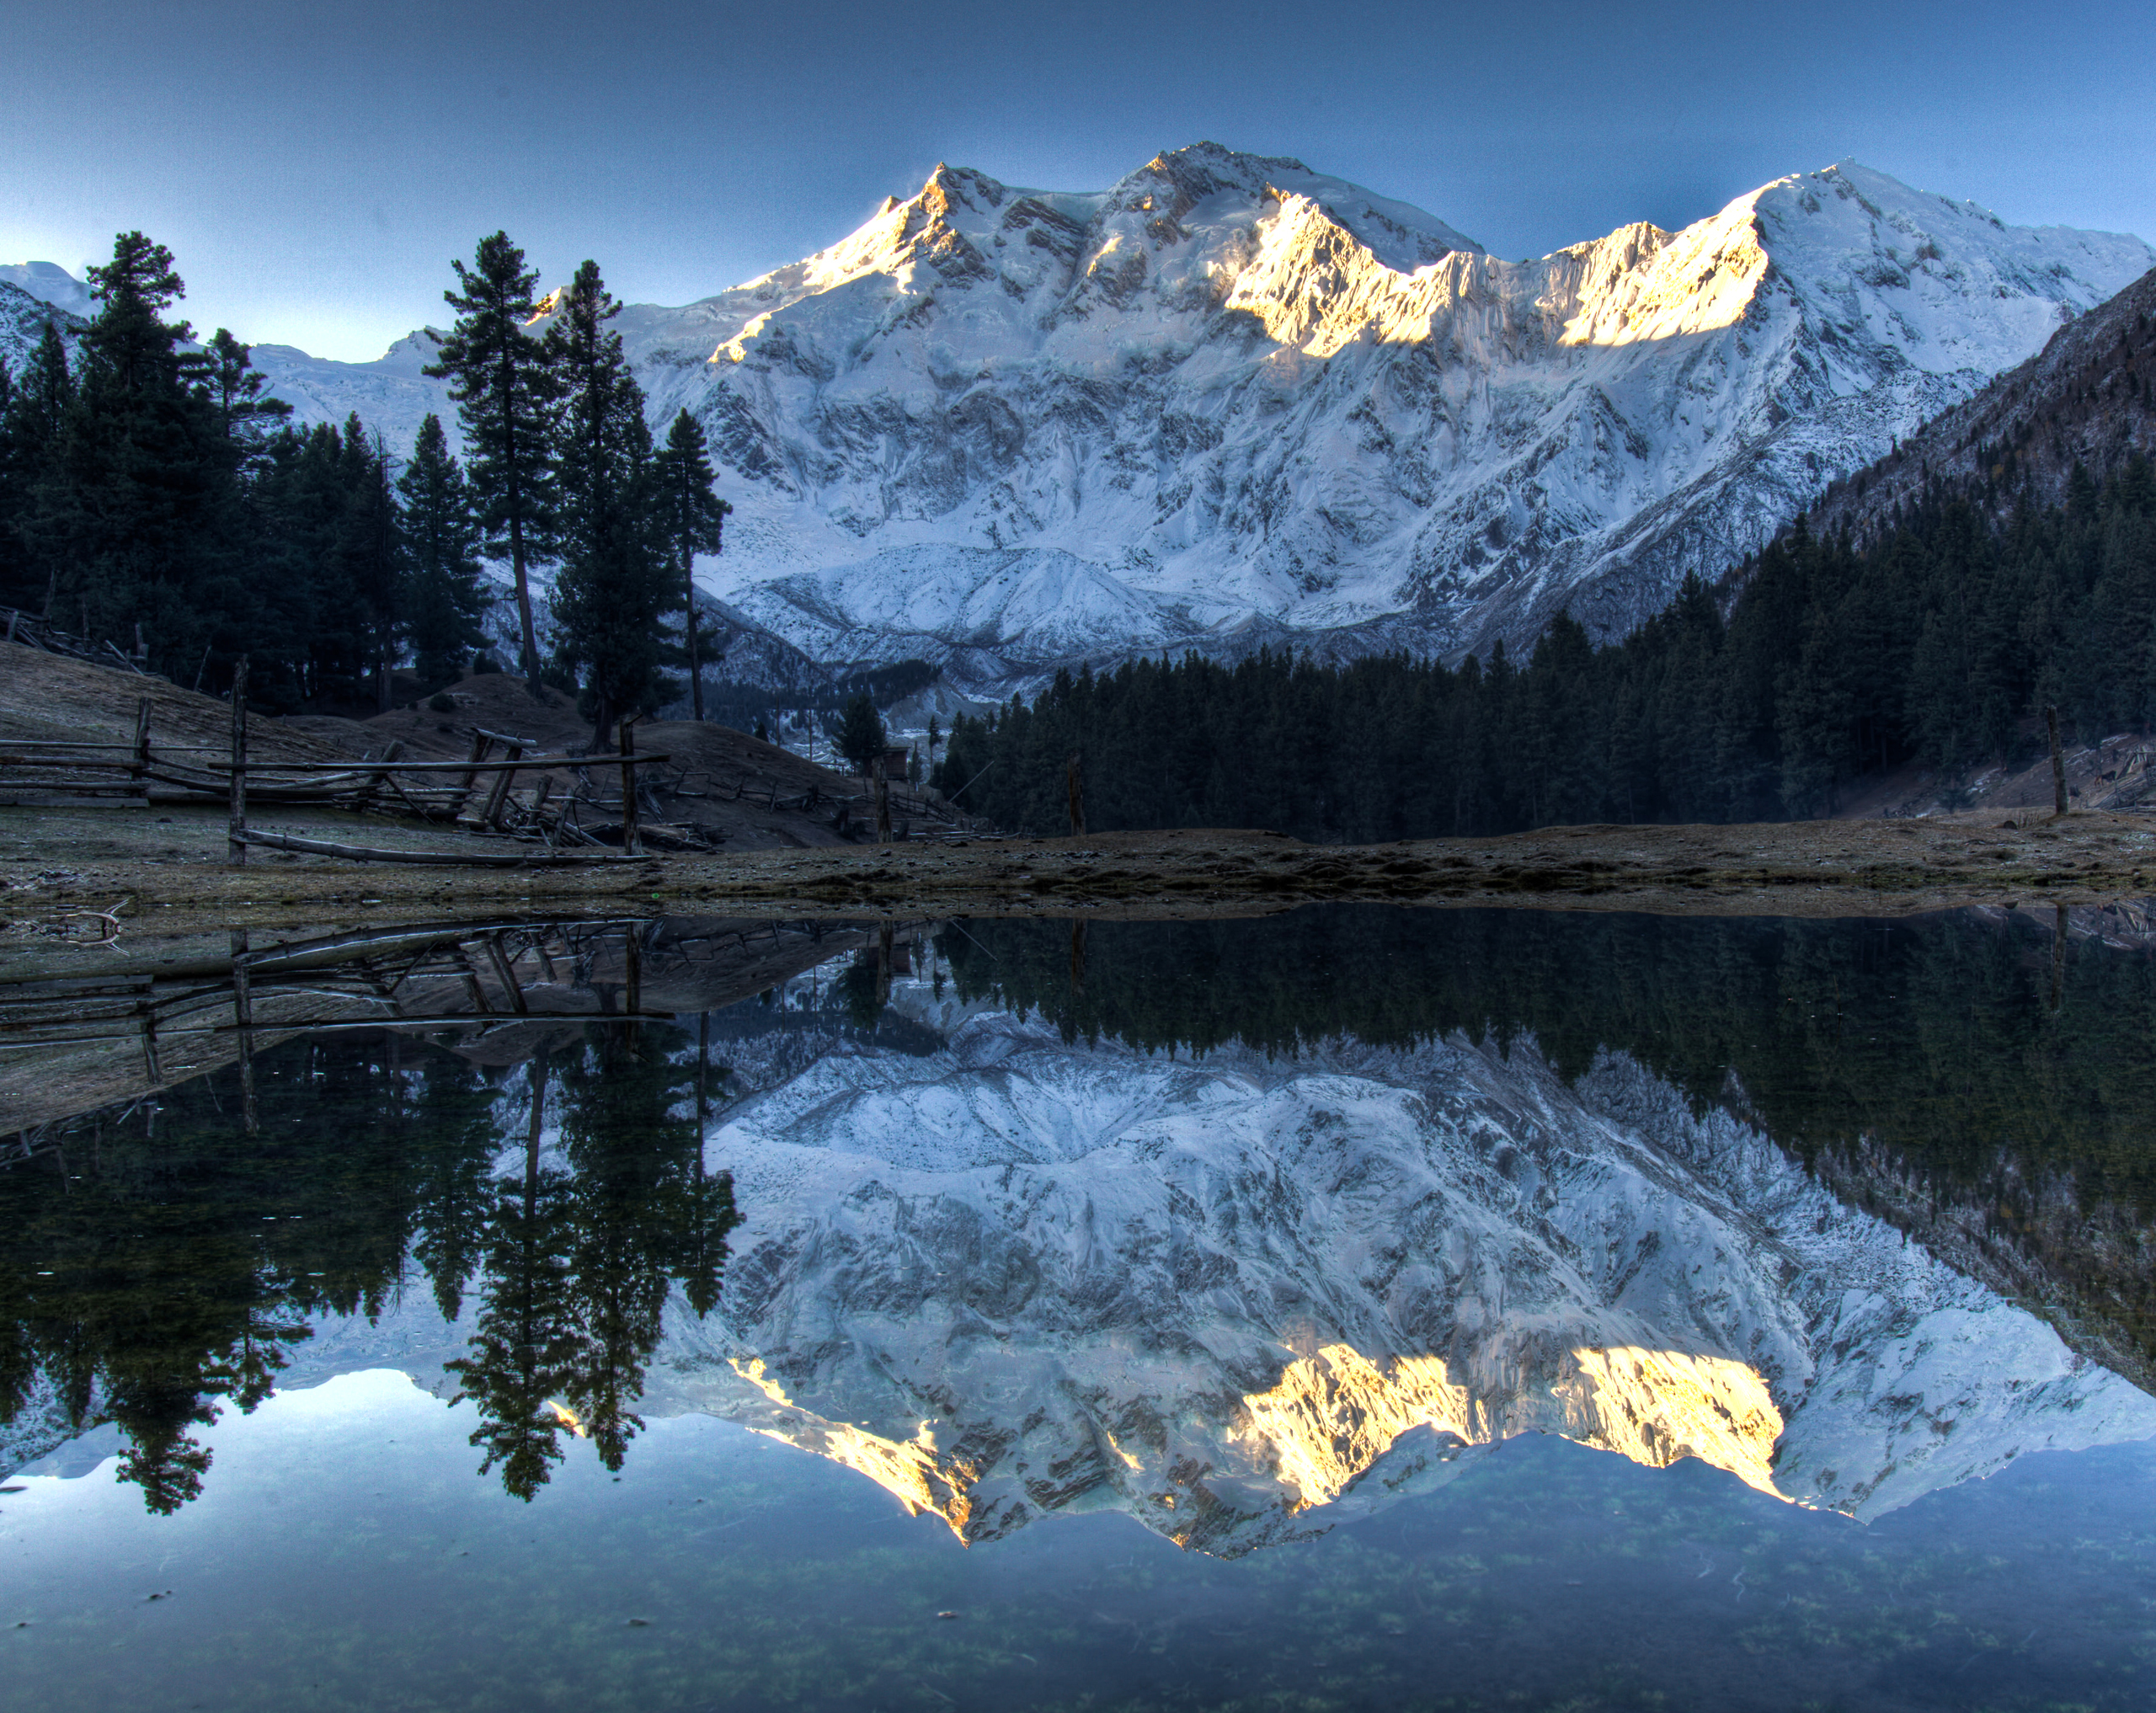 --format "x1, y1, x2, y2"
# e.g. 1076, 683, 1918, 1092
509, 519, 542, 702
526, 1049, 550, 1186
874, 768, 892, 845
686, 552, 704, 723
1066, 750, 1086, 836
619, 718, 644, 856
2047, 704, 2068, 817
227, 657, 248, 866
